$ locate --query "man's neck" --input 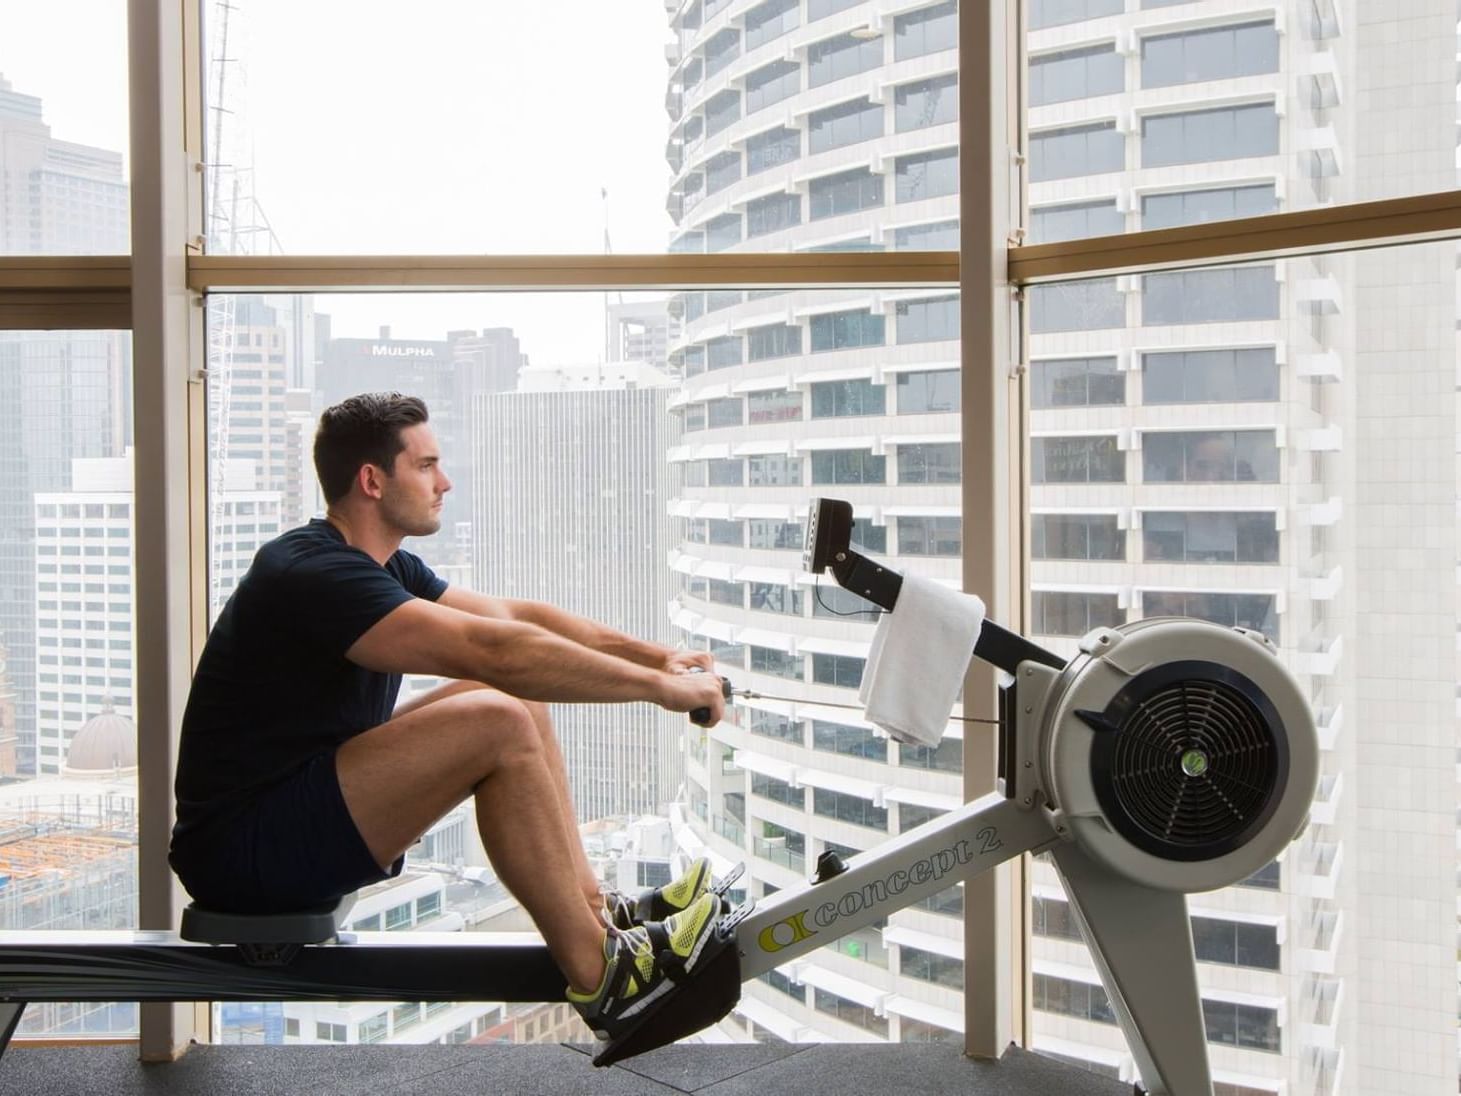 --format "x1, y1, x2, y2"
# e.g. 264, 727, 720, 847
323, 509, 402, 567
